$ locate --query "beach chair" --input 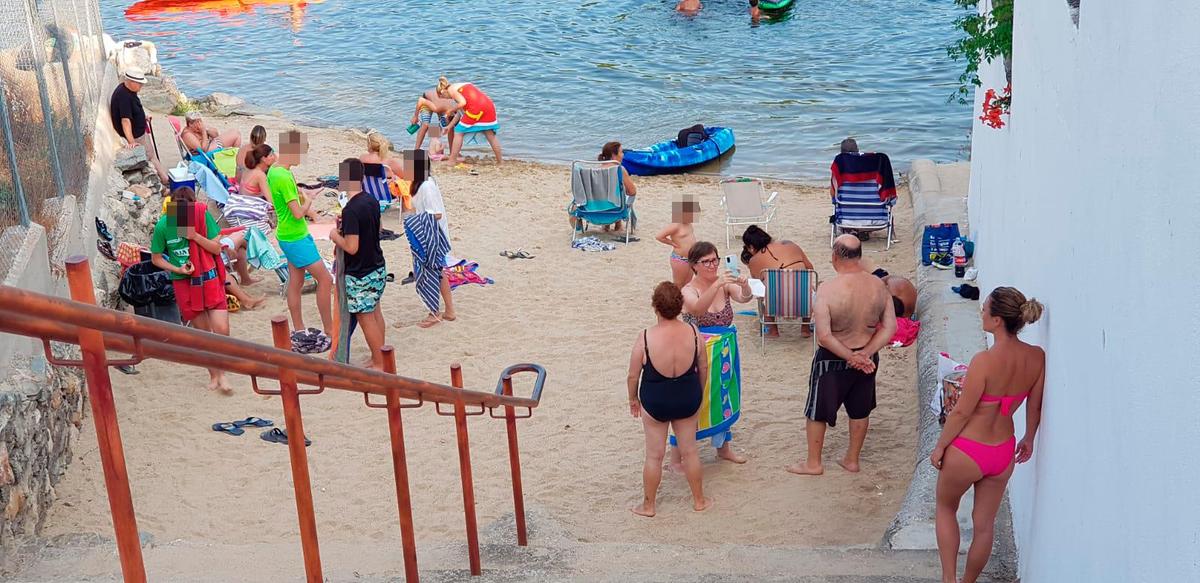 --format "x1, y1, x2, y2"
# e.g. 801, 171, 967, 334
756, 268, 818, 351
830, 182, 897, 250
569, 160, 634, 244
167, 115, 233, 192
362, 162, 394, 212
720, 177, 778, 249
